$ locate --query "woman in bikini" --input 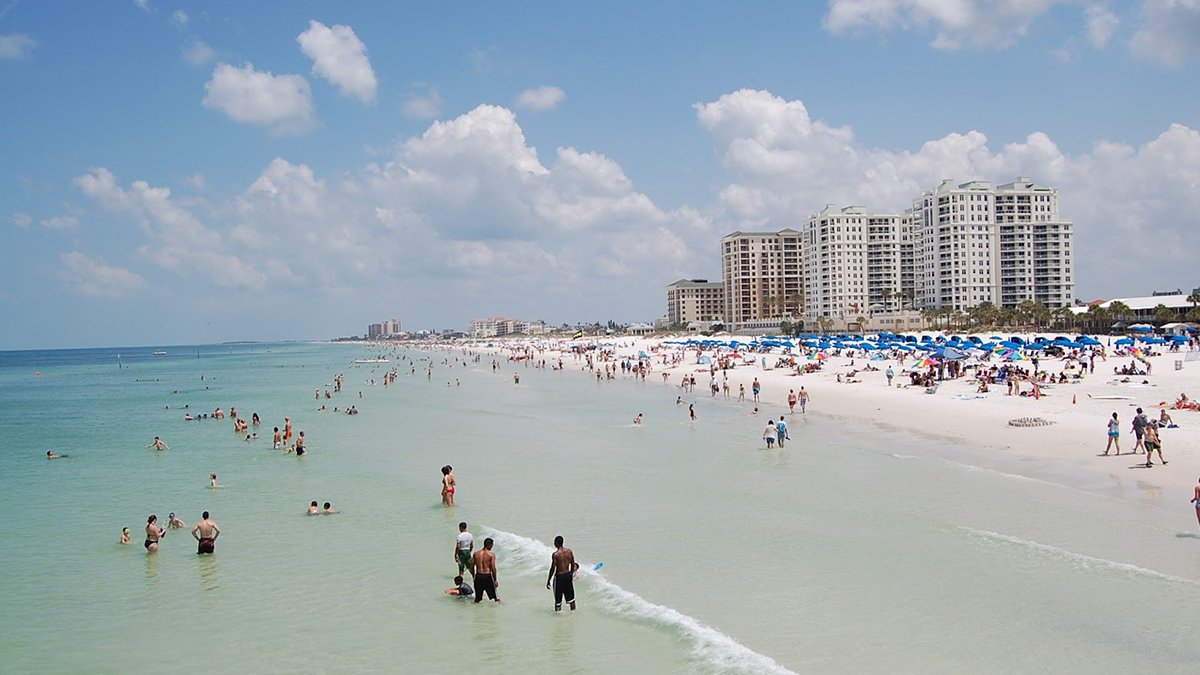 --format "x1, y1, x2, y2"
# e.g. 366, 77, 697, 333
441, 465, 456, 507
